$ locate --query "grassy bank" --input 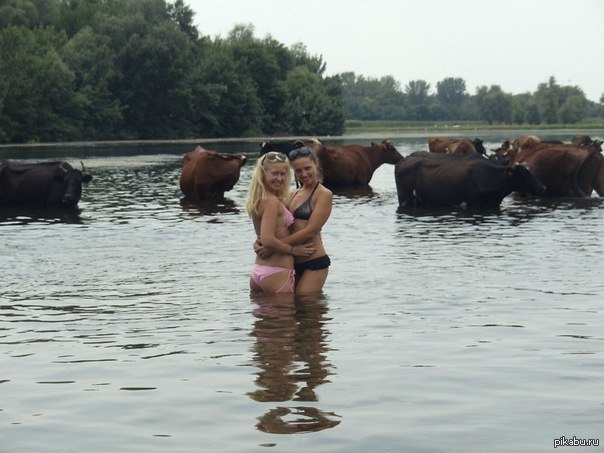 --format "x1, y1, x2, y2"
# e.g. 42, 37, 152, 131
343, 119, 604, 135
